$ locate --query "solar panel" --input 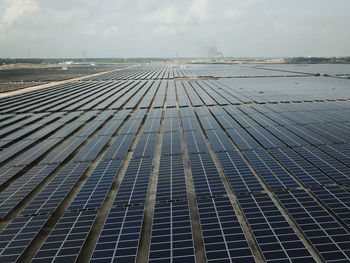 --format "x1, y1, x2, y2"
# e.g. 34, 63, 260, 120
21, 161, 91, 216
91, 206, 144, 263
160, 131, 182, 156
32, 210, 98, 263
238, 193, 316, 262
225, 127, 261, 151
113, 157, 153, 206
0, 164, 57, 218
132, 132, 158, 159
216, 150, 264, 193
142, 117, 161, 134
188, 153, 227, 197
243, 149, 299, 190
184, 130, 208, 154
0, 63, 349, 262
69, 160, 122, 210
276, 190, 350, 262
149, 201, 195, 262
205, 129, 236, 152
102, 134, 136, 160
269, 147, 334, 187
294, 146, 350, 184
310, 186, 350, 226
197, 197, 255, 263
0, 215, 49, 263
156, 155, 187, 201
